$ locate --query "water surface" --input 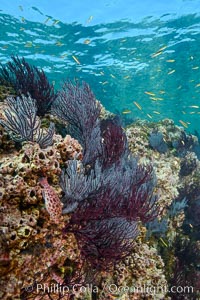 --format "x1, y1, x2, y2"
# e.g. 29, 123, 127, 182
1, 0, 200, 131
